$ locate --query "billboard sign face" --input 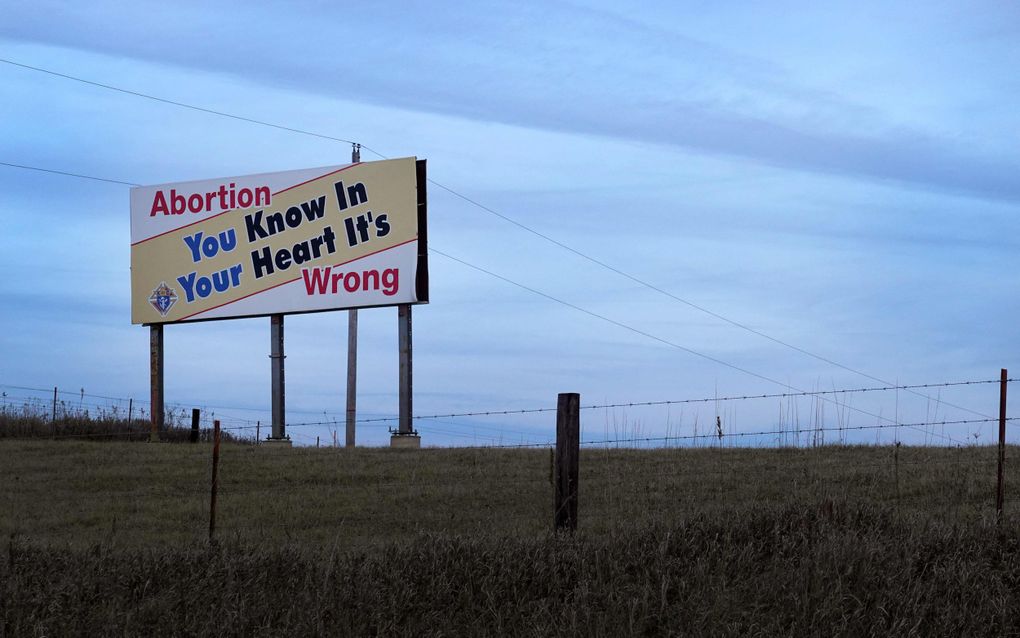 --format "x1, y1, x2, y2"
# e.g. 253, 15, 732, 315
130, 157, 427, 324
